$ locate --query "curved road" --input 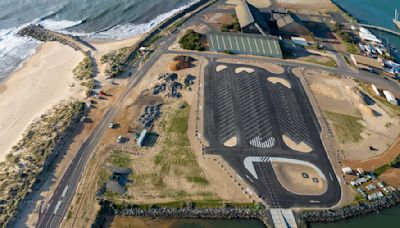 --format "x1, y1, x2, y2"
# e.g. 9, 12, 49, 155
34, 27, 399, 228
